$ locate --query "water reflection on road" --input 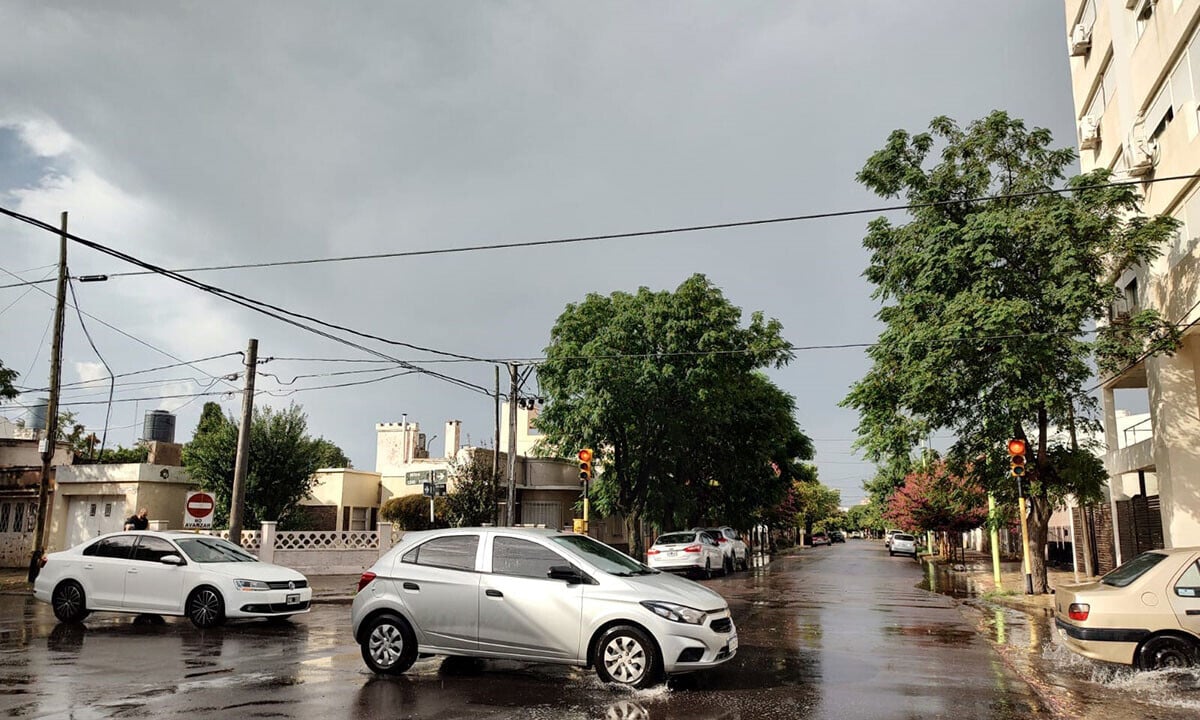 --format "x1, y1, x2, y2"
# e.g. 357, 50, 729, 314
918, 558, 1200, 719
